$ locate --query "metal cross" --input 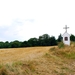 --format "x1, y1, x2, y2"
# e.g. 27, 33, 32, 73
63, 25, 69, 32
